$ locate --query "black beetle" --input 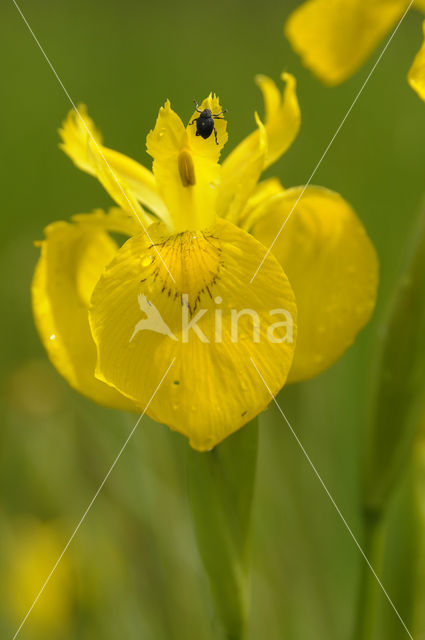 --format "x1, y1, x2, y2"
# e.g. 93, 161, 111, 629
189, 100, 227, 145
